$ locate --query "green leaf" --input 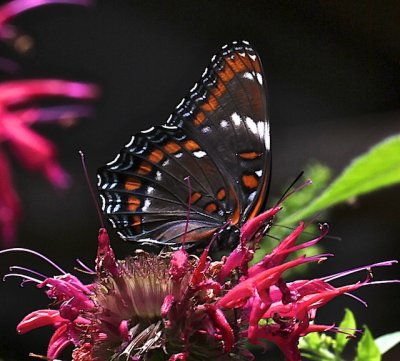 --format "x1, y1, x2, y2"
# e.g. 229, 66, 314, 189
280, 162, 332, 217
300, 352, 329, 361
283, 135, 400, 224
355, 326, 381, 361
301, 332, 322, 350
375, 331, 400, 355
335, 308, 356, 355
299, 333, 336, 360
